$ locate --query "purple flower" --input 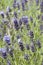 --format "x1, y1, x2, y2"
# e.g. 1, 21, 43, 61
2, 52, 7, 59
20, 45, 24, 51
6, 12, 9, 16
0, 48, 2, 52
3, 35, 11, 45
40, 1, 43, 13
6, 45, 9, 52
30, 44, 35, 52
2, 19, 8, 25
41, 15, 43, 21
14, 12, 17, 18
26, 44, 30, 50
30, 16, 33, 22
36, 0, 39, 6
14, 0, 16, 3
21, 1, 25, 11
22, 16, 28, 24
19, 41, 24, 51
6, 6, 11, 12
0, 11, 4, 18
24, 0, 28, 3
26, 24, 30, 30
13, 0, 17, 8
6, 12, 10, 20
13, 18, 19, 30
36, 40, 41, 48
24, 54, 29, 60
17, 2, 20, 10
9, 48, 13, 57
19, 18, 22, 26
1, 48, 7, 59
37, 15, 40, 19
17, 35, 21, 39
0, 33, 2, 40
29, 30, 34, 38
40, 24, 43, 31
7, 60, 11, 65
13, 3, 17, 8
